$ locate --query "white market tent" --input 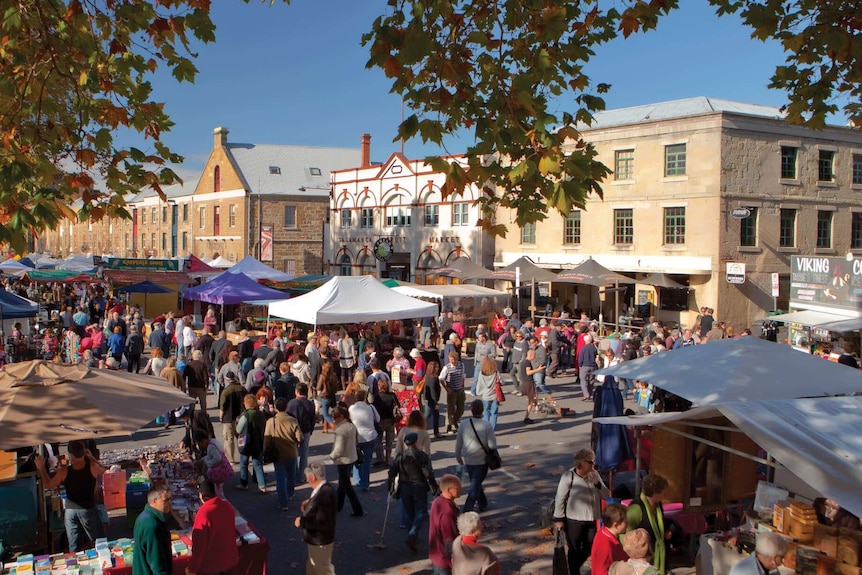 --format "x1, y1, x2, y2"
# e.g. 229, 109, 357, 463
268, 276, 438, 326
225, 256, 294, 282
209, 256, 233, 268
595, 336, 862, 405
598, 396, 862, 518
389, 282, 508, 300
